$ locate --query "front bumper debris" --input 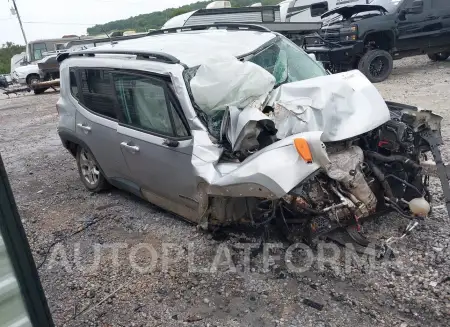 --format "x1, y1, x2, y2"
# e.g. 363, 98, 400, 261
421, 130, 450, 215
